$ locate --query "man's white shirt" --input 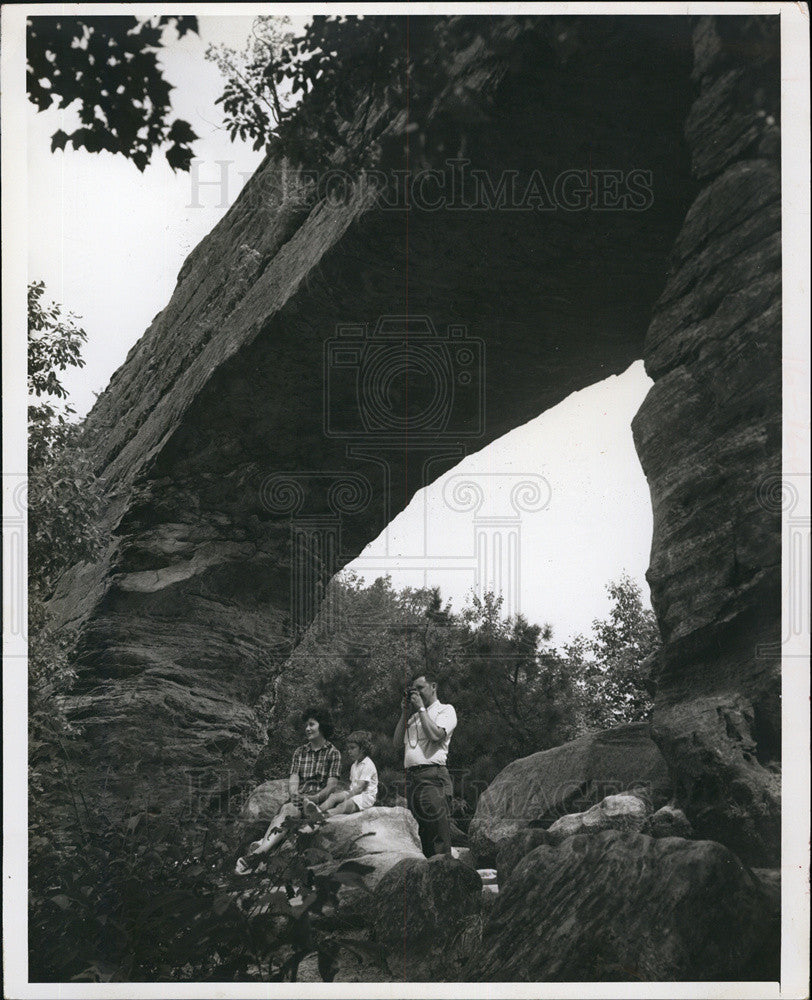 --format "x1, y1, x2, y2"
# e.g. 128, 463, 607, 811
403, 700, 457, 767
